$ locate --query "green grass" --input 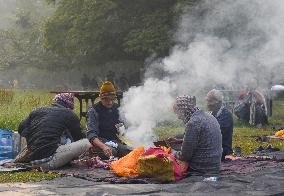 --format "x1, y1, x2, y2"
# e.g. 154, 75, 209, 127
0, 90, 283, 183
0, 170, 61, 183
269, 98, 284, 127
0, 90, 85, 131
0, 90, 53, 130
232, 127, 284, 155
